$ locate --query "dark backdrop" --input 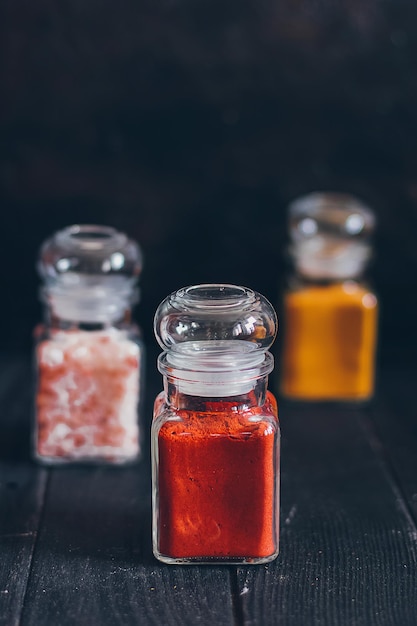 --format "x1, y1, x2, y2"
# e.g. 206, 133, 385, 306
1, 0, 416, 373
